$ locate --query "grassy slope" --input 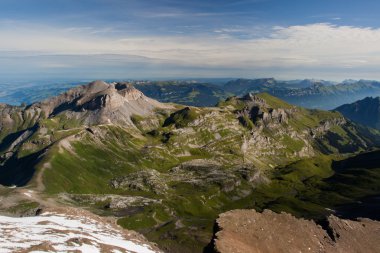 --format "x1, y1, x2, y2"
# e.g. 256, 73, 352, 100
37, 112, 380, 251
2, 93, 380, 252
258, 151, 380, 220
40, 125, 247, 252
